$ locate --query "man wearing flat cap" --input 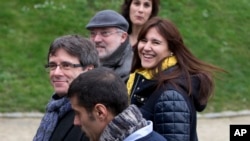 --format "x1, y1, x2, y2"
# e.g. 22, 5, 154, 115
86, 9, 133, 82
